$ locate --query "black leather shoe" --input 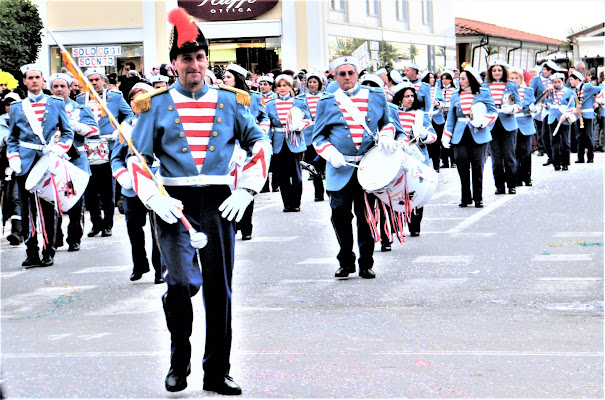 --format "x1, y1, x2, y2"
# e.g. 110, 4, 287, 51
203, 375, 242, 396
335, 266, 355, 278
458, 200, 472, 208
562, 165, 568, 171
575, 159, 584, 163
40, 254, 54, 267
494, 188, 505, 195
291, 207, 300, 212
381, 243, 392, 252
587, 159, 594, 163
154, 277, 165, 284
543, 160, 552, 166
554, 165, 561, 171
314, 197, 324, 202
22, 254, 41, 267
242, 234, 252, 241
359, 268, 376, 279
101, 229, 112, 237
475, 201, 483, 208
458, 202, 468, 208
410, 232, 420, 237
525, 180, 533, 187
165, 363, 191, 392
87, 228, 101, 237
508, 188, 516, 194
130, 272, 143, 281
68, 243, 80, 252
